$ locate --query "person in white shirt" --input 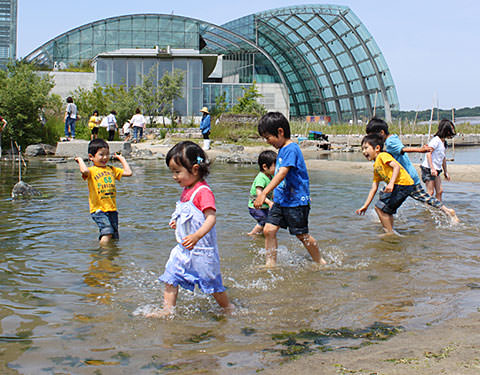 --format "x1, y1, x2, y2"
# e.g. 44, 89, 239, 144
421, 119, 456, 201
106, 110, 118, 141
64, 97, 77, 140
130, 108, 146, 143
